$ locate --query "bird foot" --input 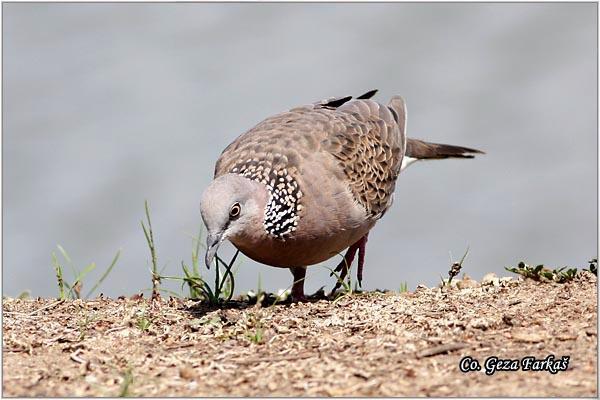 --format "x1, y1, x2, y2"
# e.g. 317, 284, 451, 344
291, 293, 308, 302
290, 267, 307, 303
